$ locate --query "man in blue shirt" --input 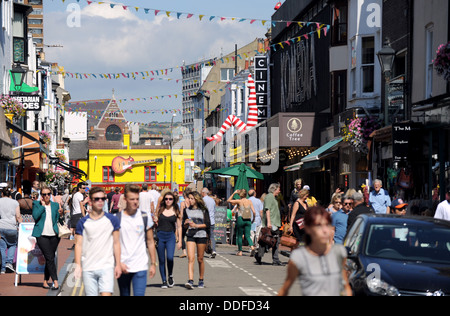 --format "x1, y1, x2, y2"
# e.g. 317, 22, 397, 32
202, 188, 216, 258
369, 179, 391, 214
332, 196, 353, 244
